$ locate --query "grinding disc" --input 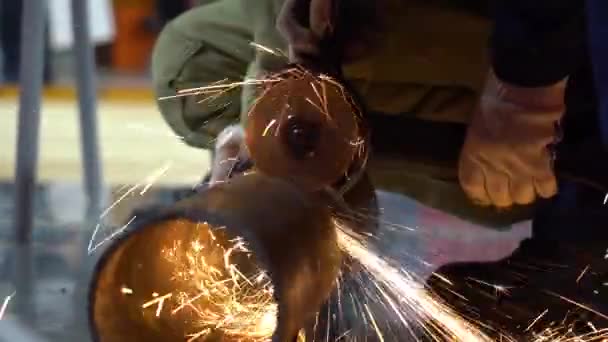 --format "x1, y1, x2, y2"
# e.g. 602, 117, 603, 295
245, 69, 363, 191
